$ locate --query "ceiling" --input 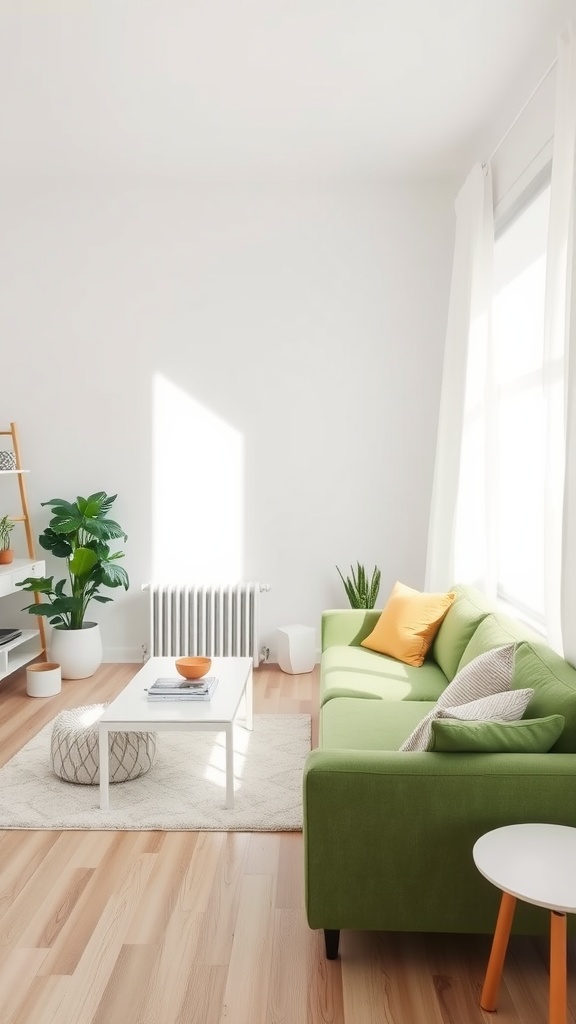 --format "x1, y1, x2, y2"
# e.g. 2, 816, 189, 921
0, 0, 573, 180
